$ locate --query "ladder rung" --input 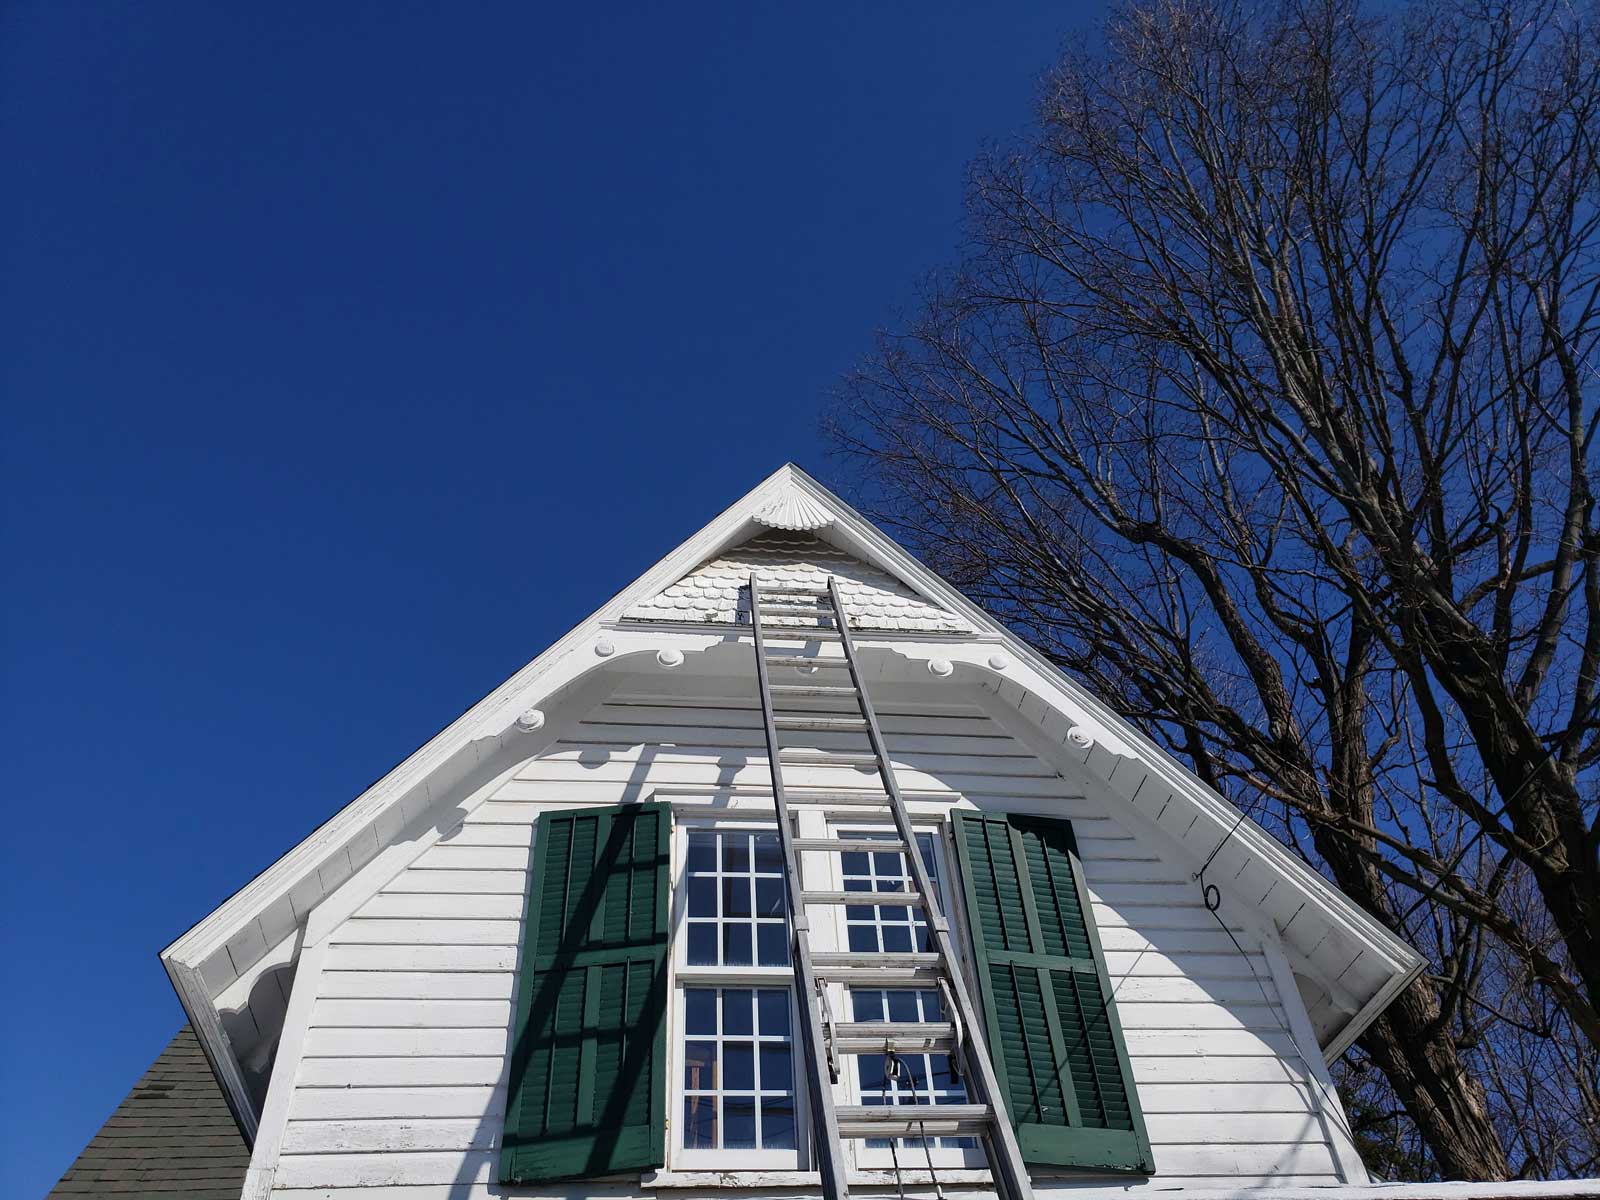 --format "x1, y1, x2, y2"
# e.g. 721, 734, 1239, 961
774, 715, 867, 731
811, 955, 942, 985
768, 684, 857, 697
780, 789, 891, 806
801, 890, 924, 907
835, 1104, 994, 1139
758, 585, 832, 597
791, 838, 909, 853
758, 601, 833, 612
765, 655, 850, 669
813, 950, 941, 969
779, 749, 880, 766
762, 628, 844, 641
830, 1022, 955, 1054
